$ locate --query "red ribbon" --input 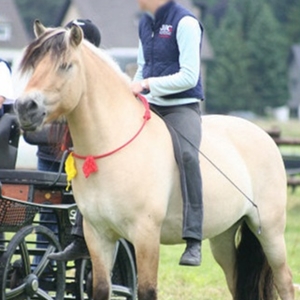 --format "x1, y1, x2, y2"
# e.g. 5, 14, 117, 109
71, 94, 151, 177
82, 156, 98, 178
